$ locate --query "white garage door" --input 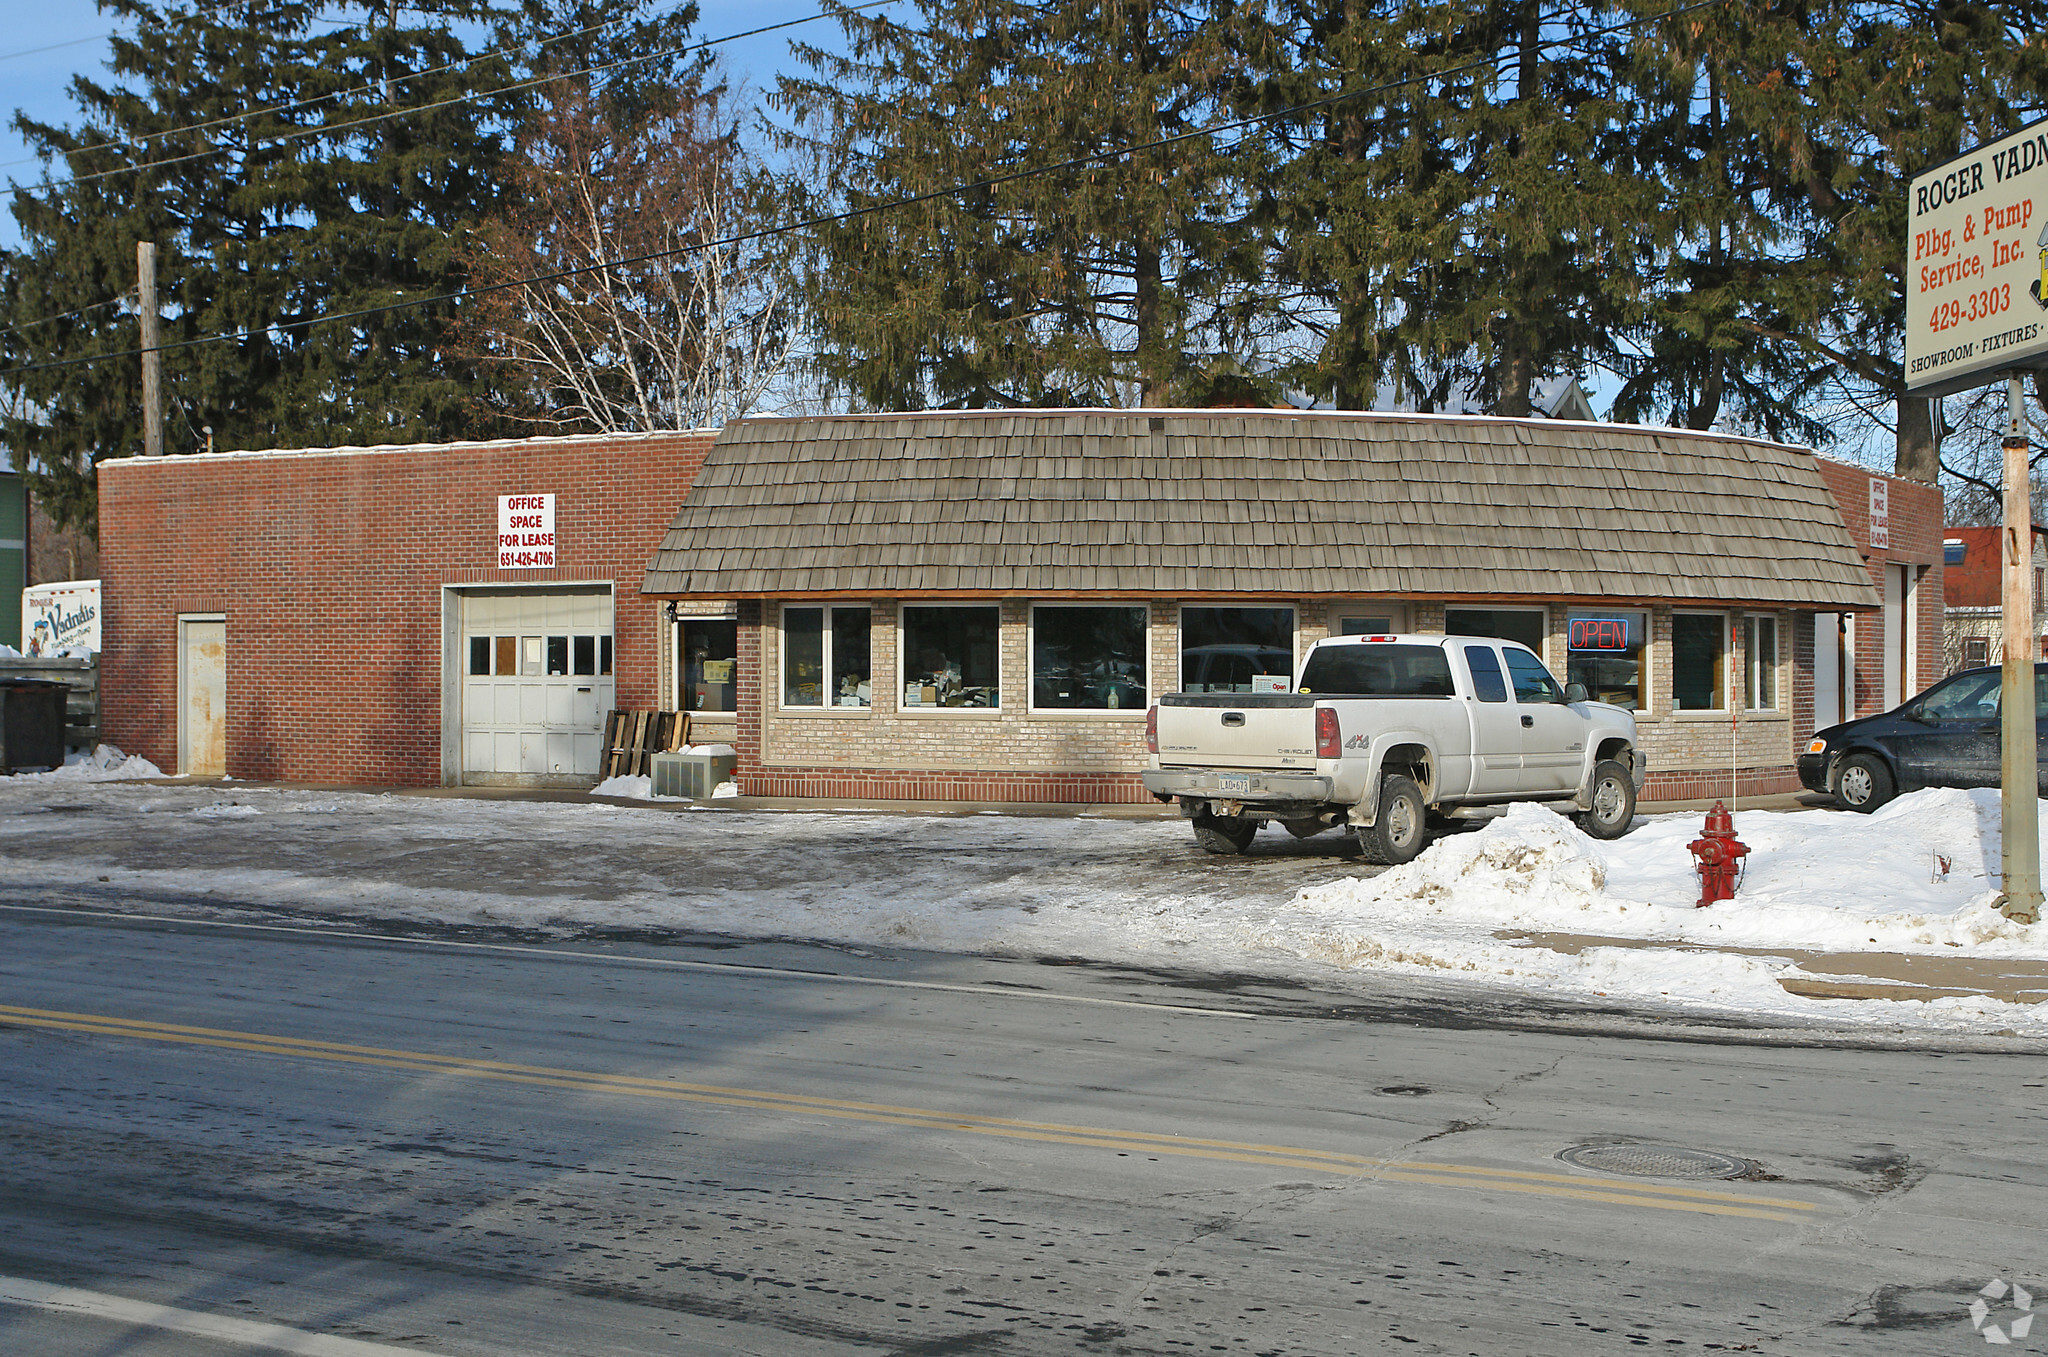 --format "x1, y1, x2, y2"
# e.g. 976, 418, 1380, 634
460, 589, 614, 786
